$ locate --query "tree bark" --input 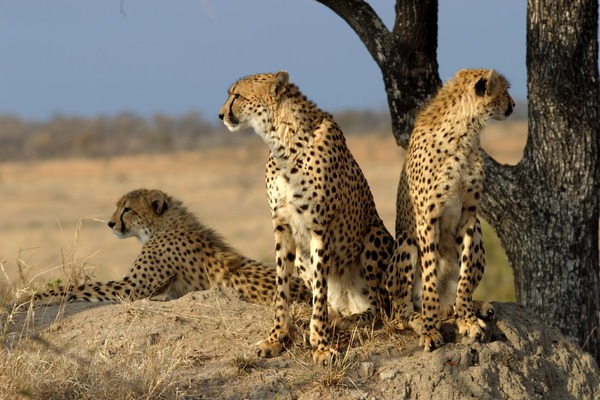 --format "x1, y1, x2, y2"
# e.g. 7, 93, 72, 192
482, 0, 600, 357
318, 0, 600, 360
